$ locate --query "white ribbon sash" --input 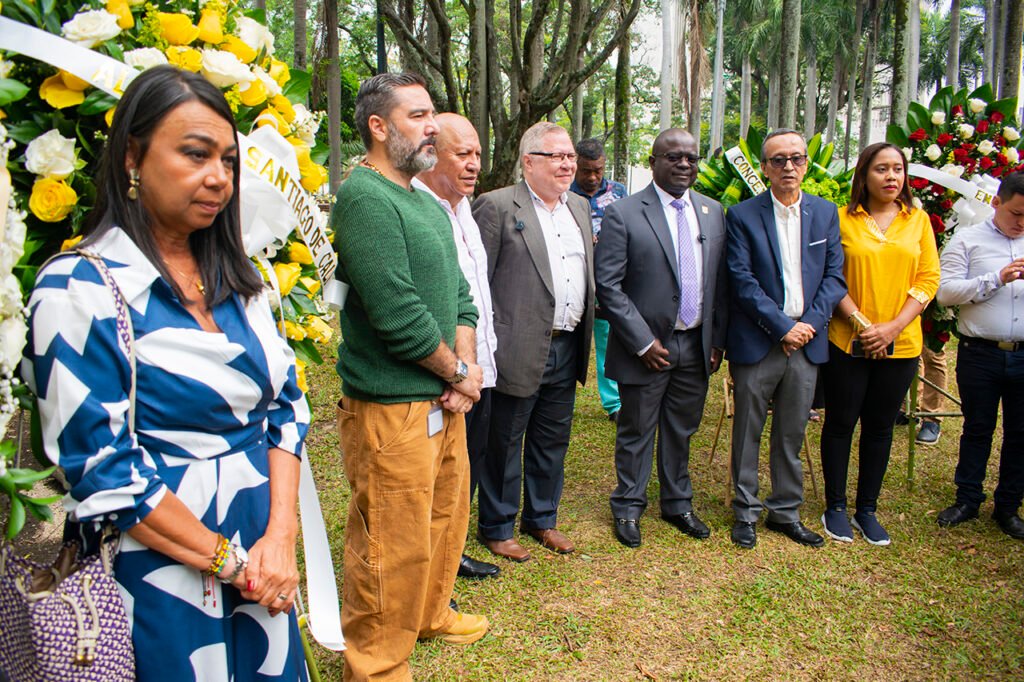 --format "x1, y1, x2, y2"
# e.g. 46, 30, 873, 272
724, 146, 768, 195
908, 163, 997, 227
